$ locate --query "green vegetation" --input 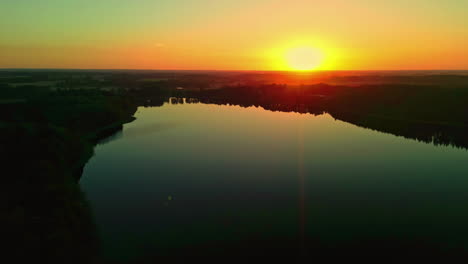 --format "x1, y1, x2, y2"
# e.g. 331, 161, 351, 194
325, 84, 468, 127
1, 84, 137, 262
169, 82, 468, 148
2, 70, 468, 261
